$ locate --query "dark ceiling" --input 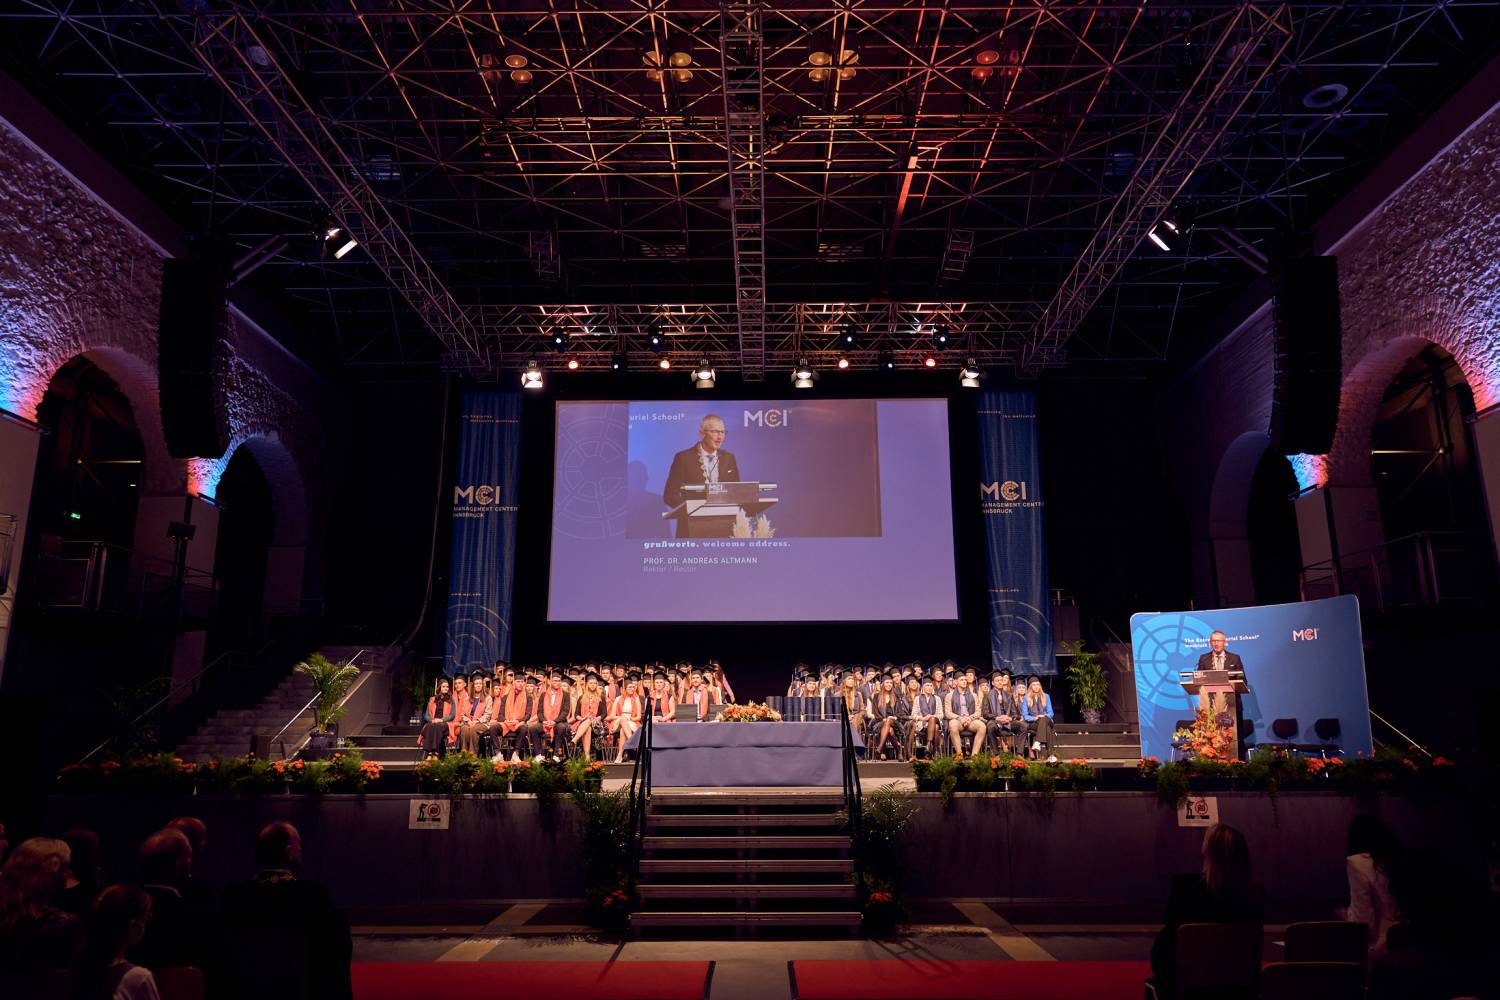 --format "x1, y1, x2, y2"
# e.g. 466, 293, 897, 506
2, 1, 1496, 379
